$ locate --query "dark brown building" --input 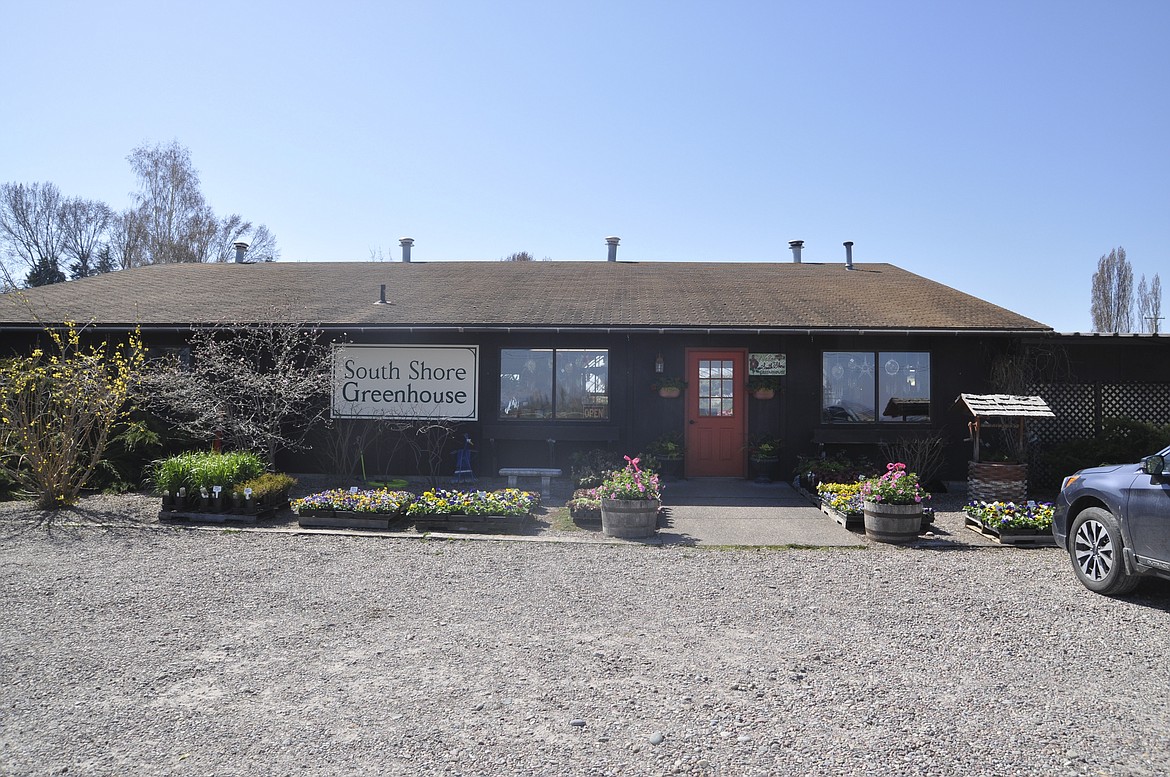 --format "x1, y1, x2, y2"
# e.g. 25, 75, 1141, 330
2, 252, 1088, 482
